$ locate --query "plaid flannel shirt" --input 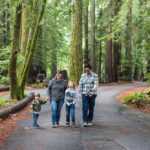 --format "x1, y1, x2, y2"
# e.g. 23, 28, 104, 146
79, 72, 98, 96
